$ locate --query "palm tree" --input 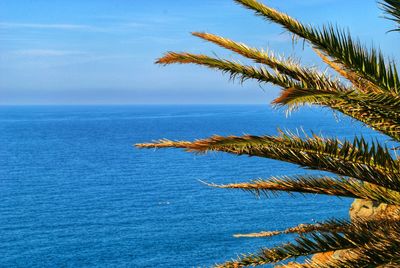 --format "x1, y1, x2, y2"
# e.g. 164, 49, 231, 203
136, 0, 400, 266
